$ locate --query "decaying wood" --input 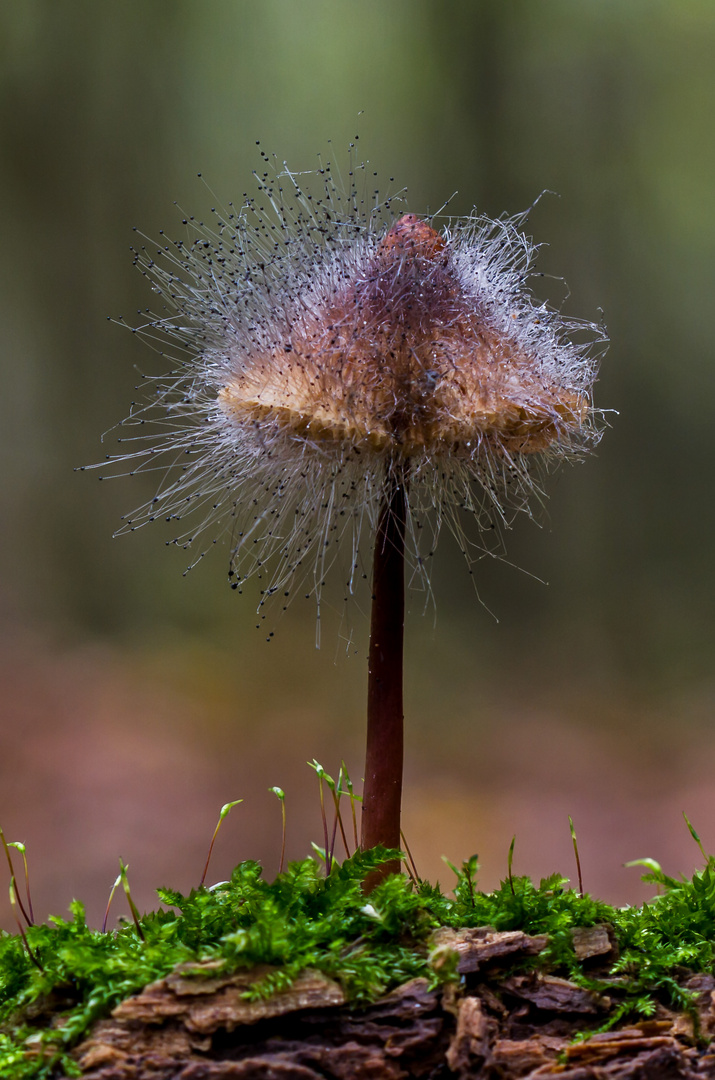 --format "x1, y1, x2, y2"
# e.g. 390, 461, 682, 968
430, 926, 549, 973
70, 975, 446, 1080
111, 963, 347, 1032
54, 931, 715, 1079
